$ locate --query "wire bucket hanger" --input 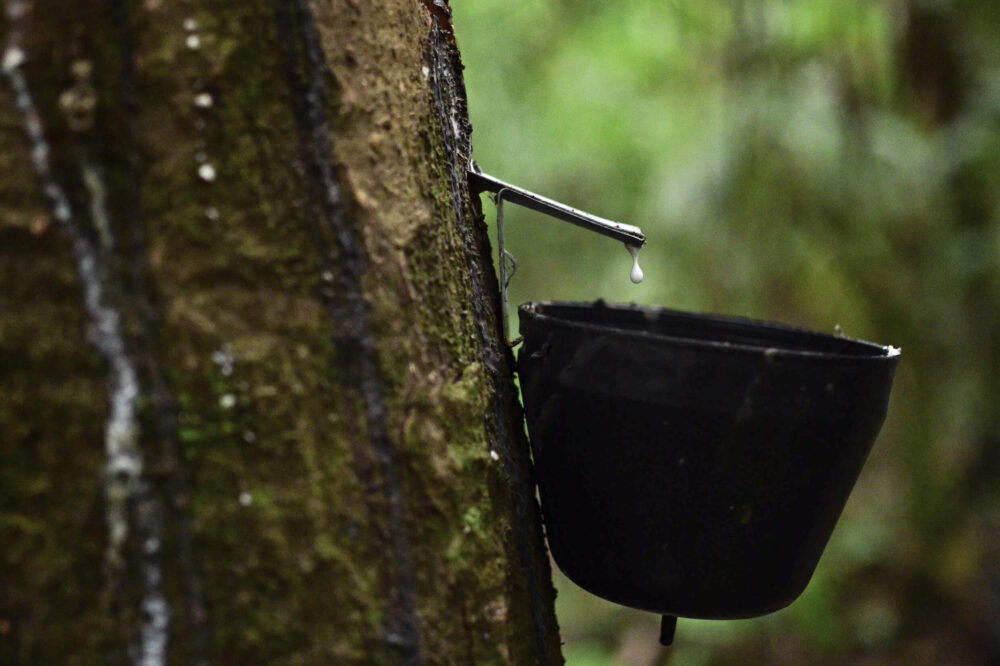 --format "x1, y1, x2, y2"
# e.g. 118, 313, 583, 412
468, 161, 647, 345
